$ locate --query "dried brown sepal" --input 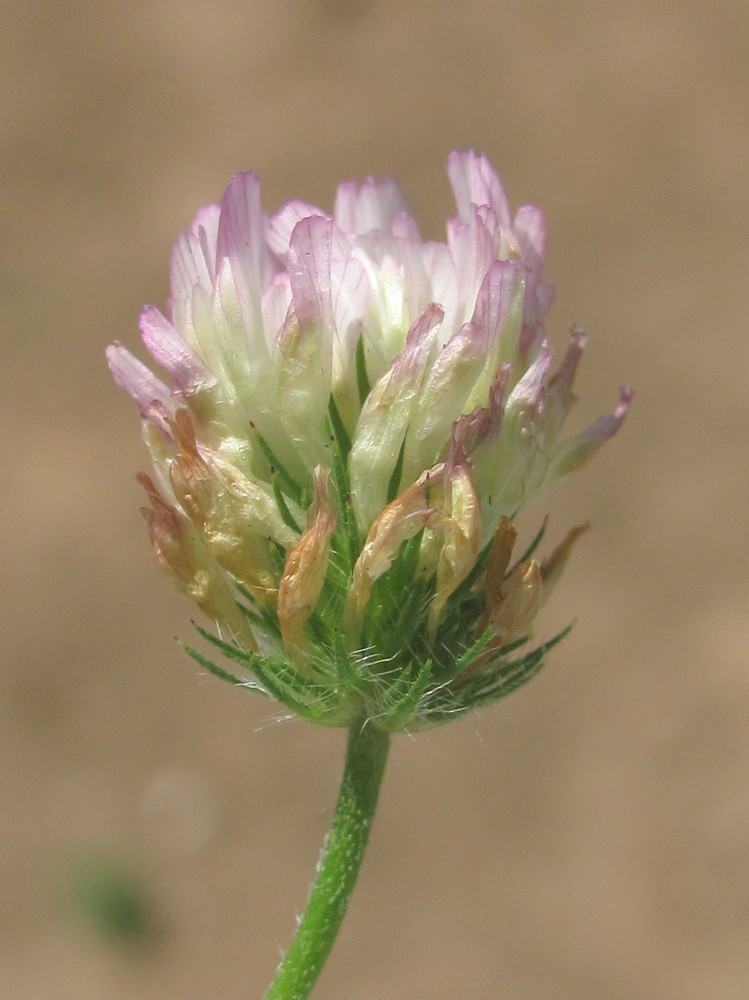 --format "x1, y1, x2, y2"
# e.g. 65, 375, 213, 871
278, 467, 336, 663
